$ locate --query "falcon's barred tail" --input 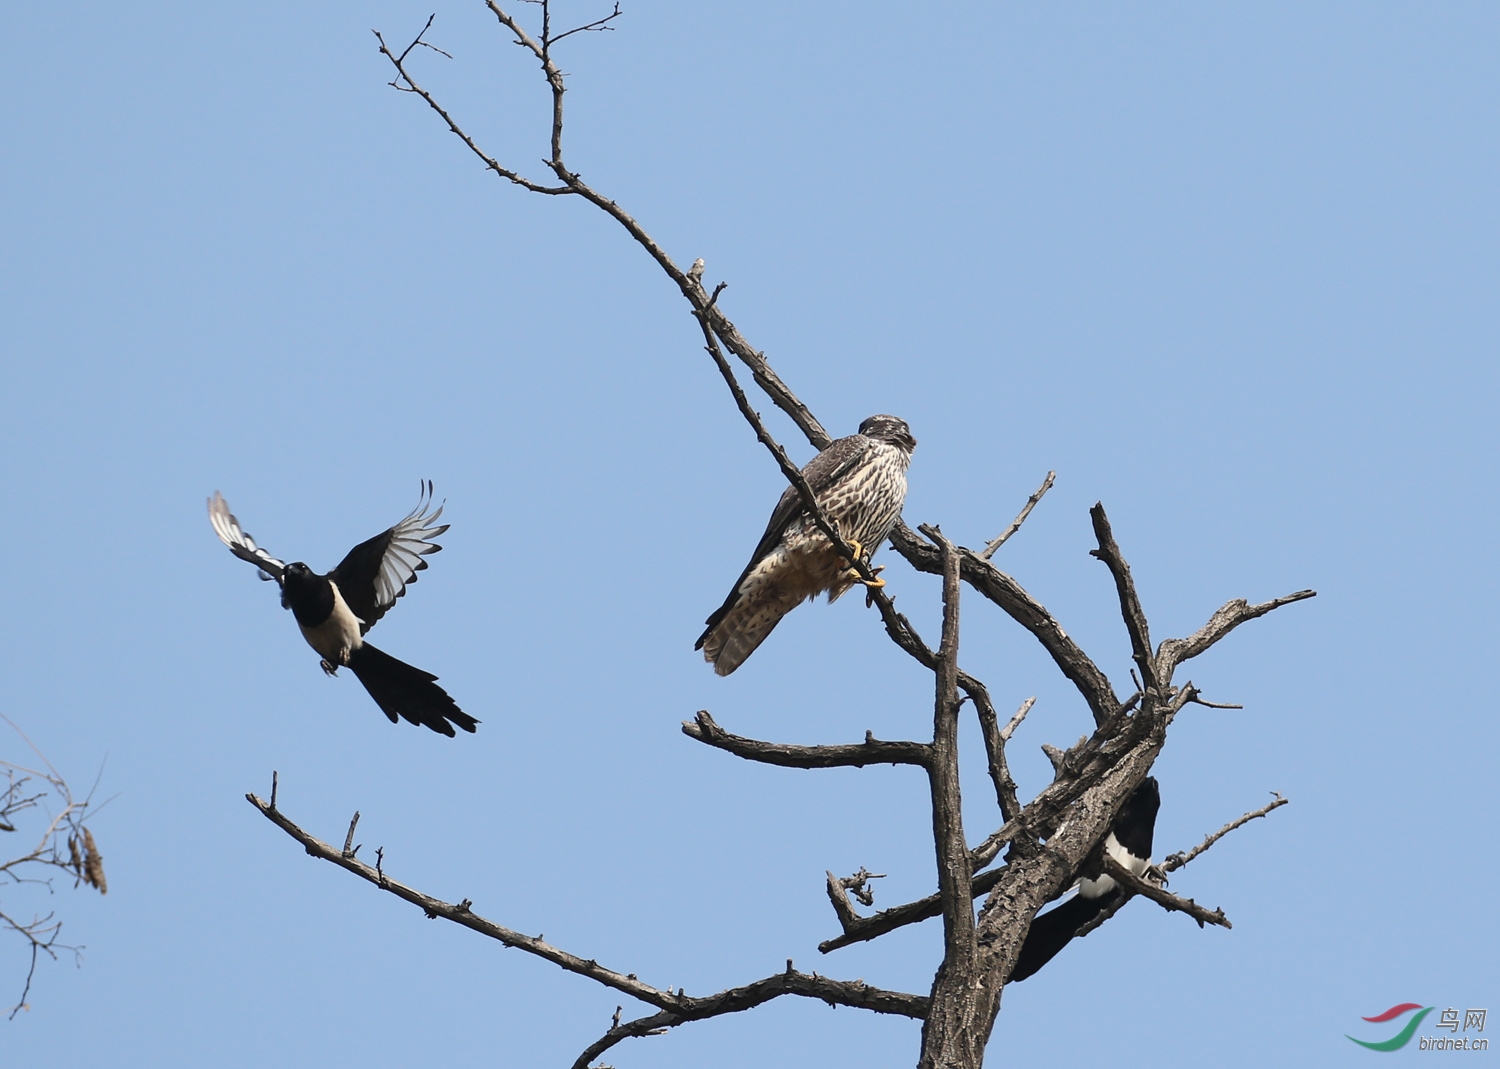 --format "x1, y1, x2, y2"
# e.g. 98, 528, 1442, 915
697, 580, 807, 677
345, 643, 478, 737
1009, 889, 1120, 983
